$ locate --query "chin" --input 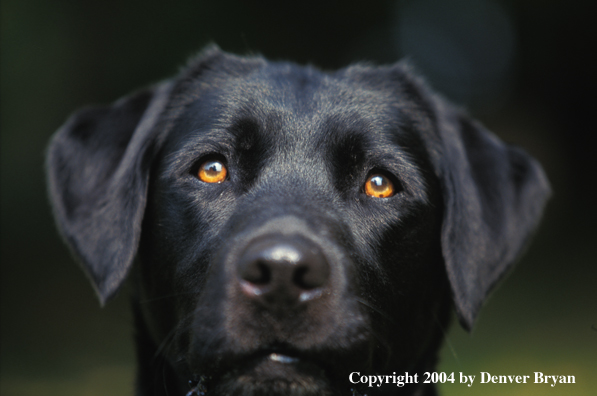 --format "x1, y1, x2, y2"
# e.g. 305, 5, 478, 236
203, 353, 338, 396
